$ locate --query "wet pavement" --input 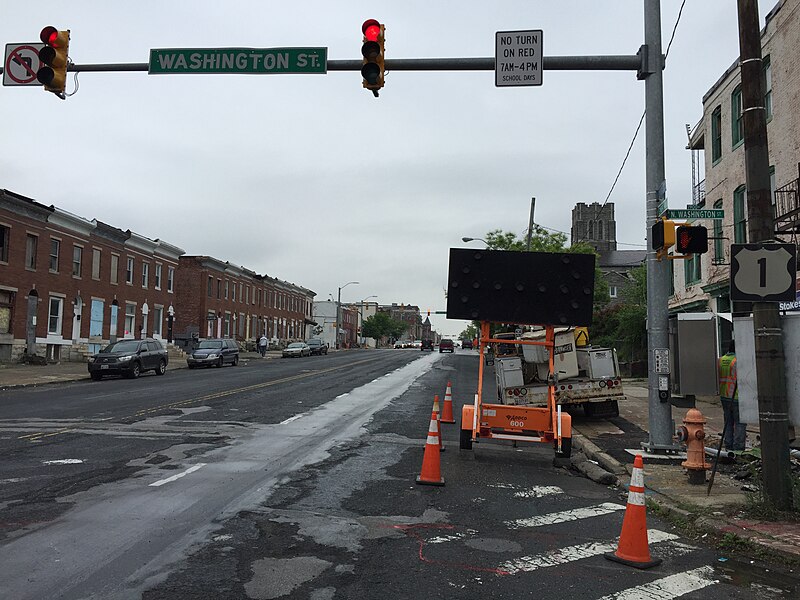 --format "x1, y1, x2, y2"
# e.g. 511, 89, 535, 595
1, 353, 799, 587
